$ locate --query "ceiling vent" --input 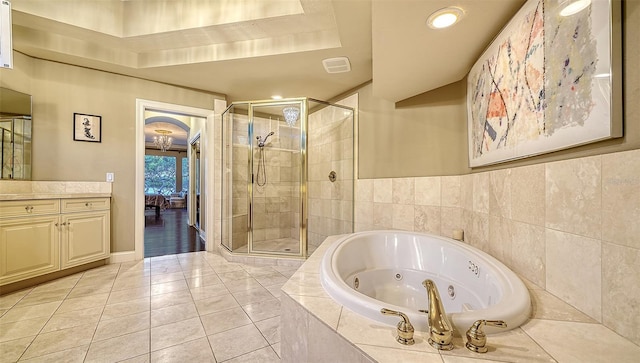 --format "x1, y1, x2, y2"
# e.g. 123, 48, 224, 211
322, 57, 351, 73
